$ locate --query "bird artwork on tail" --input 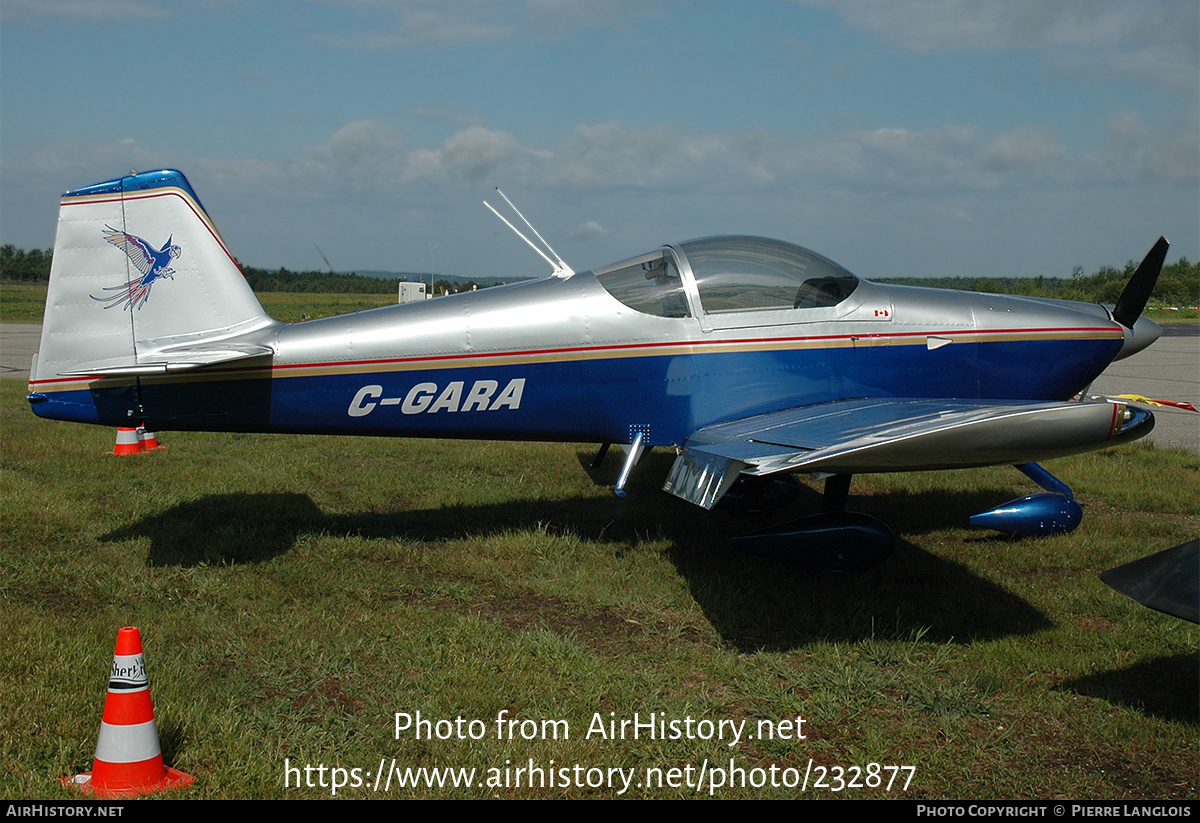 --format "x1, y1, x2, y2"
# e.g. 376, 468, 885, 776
92, 226, 182, 310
